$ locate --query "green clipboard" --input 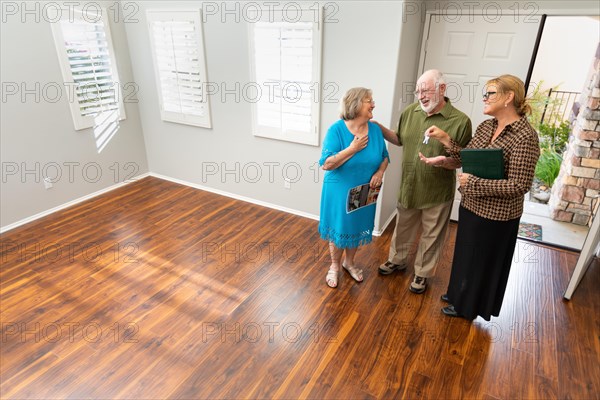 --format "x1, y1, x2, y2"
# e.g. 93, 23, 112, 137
460, 148, 504, 179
